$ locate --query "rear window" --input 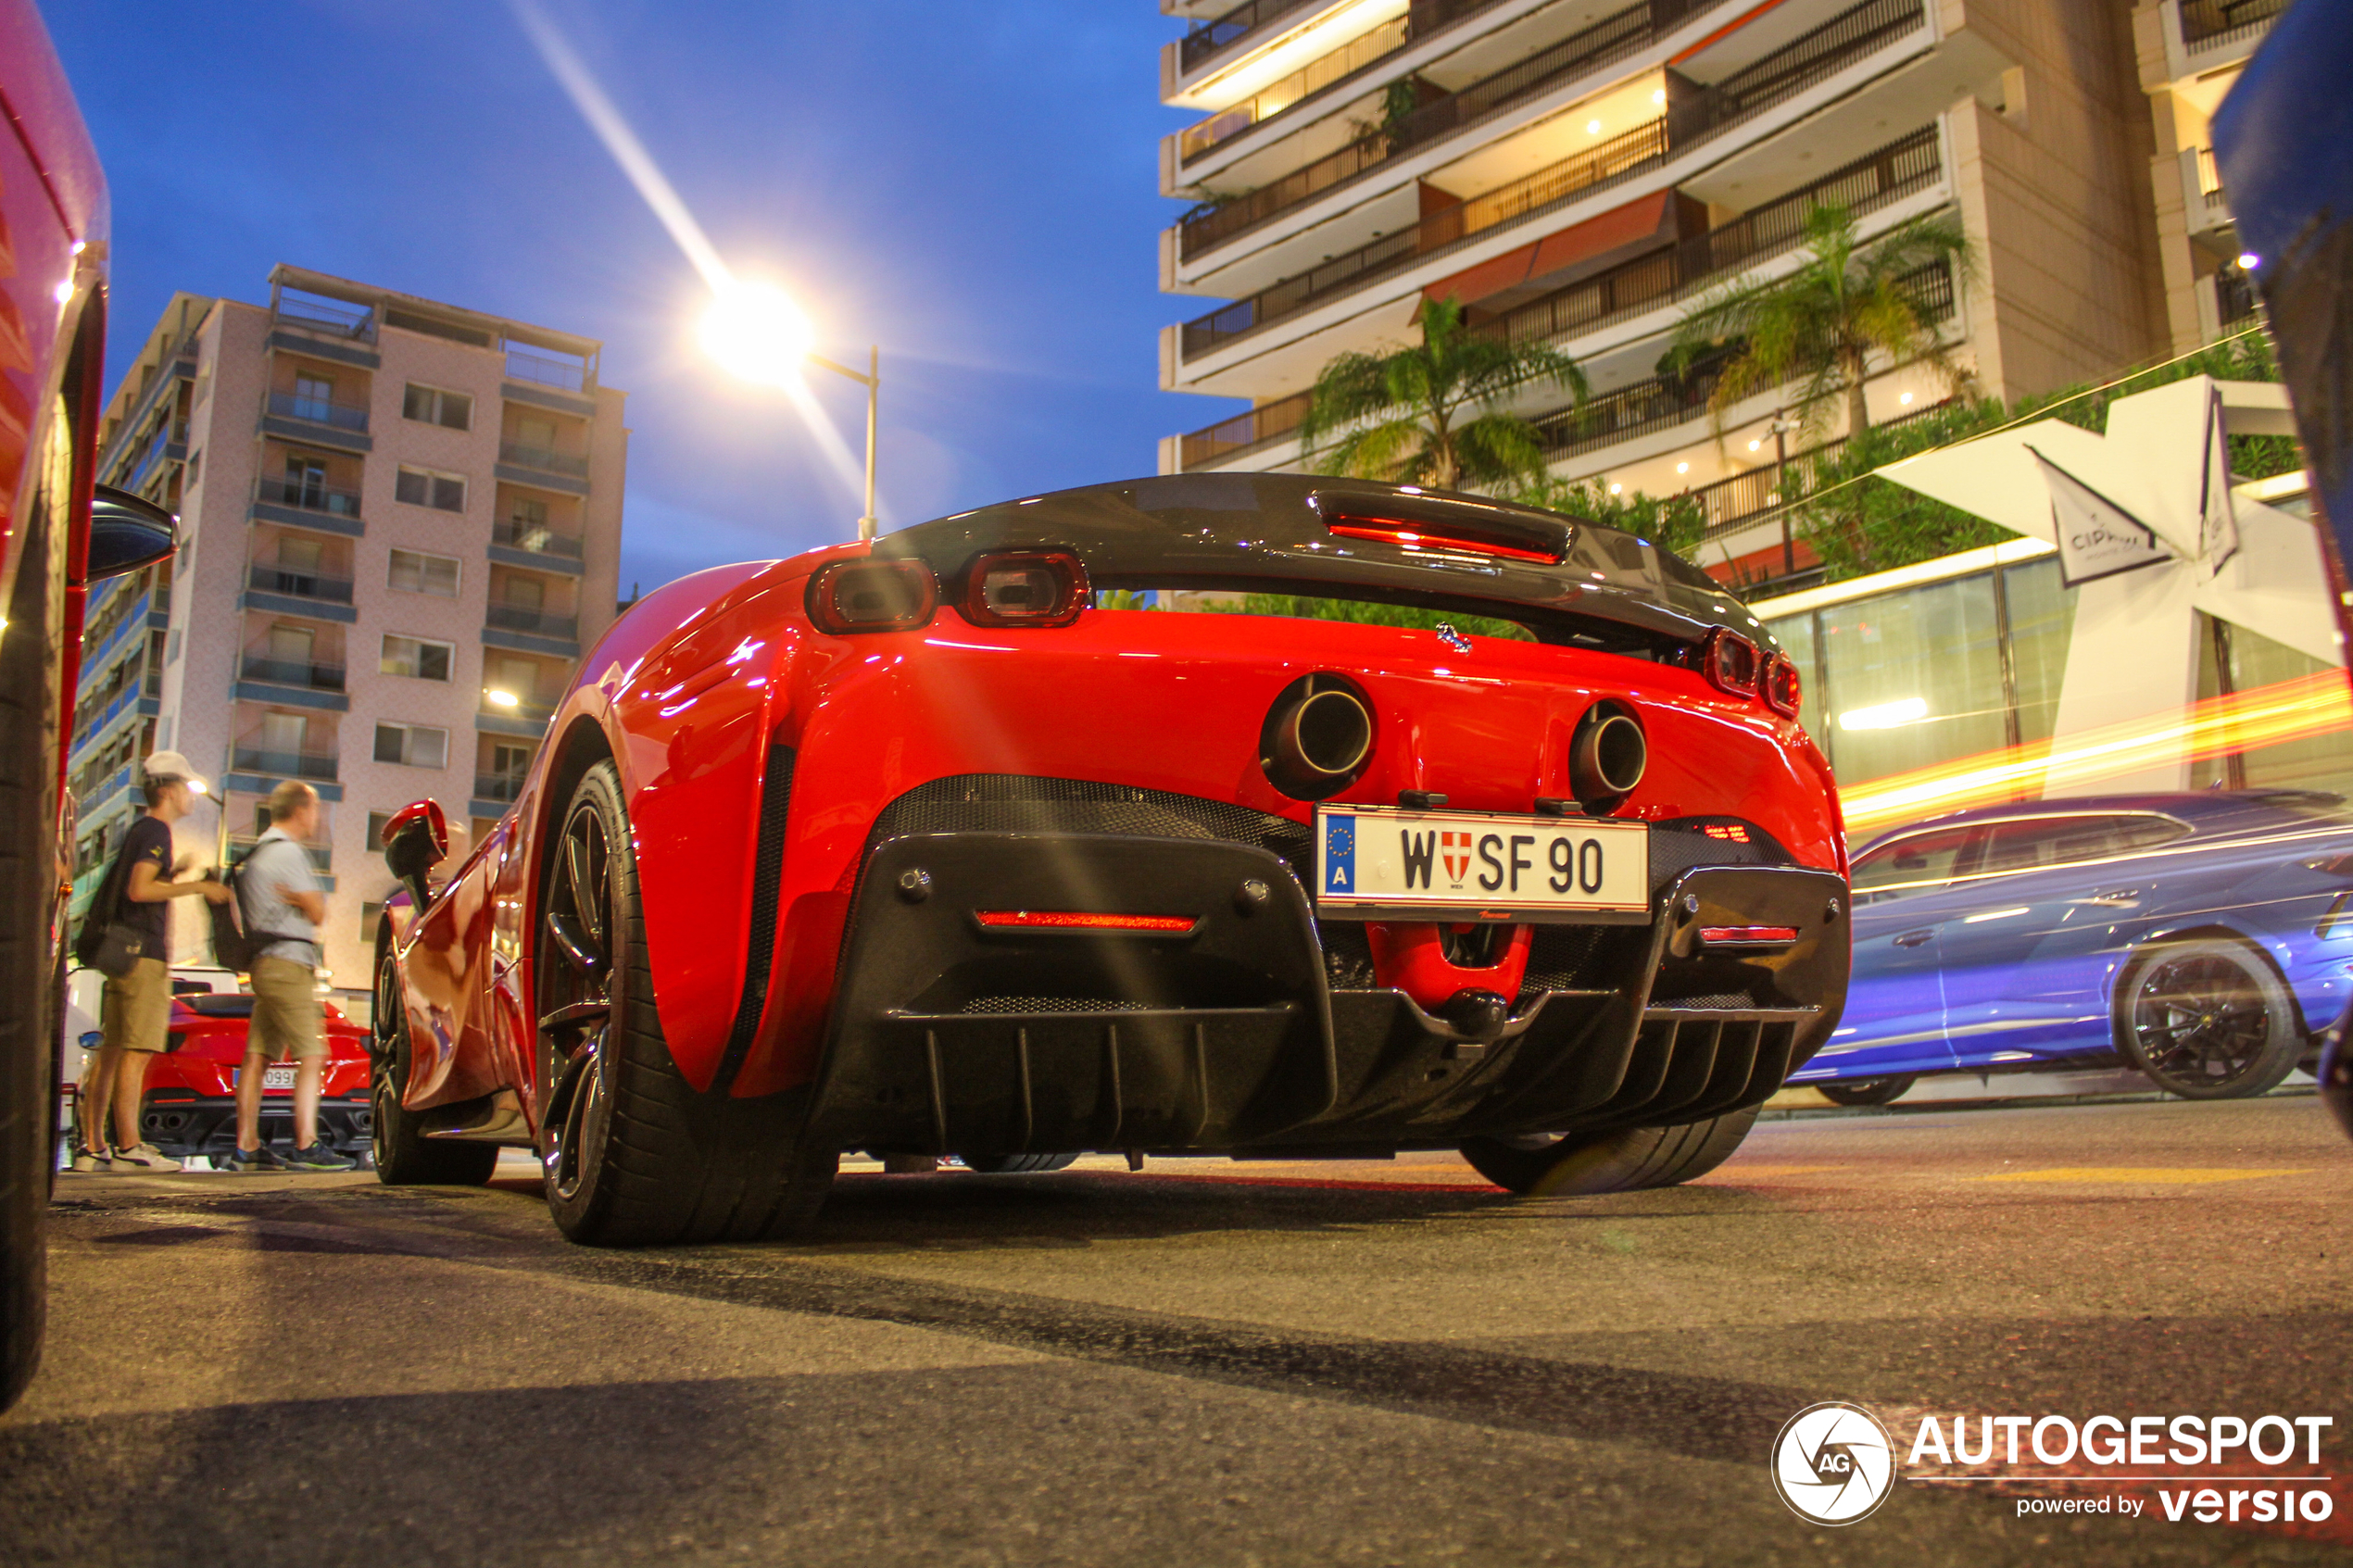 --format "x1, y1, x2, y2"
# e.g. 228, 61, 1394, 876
1850, 826, 1976, 900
